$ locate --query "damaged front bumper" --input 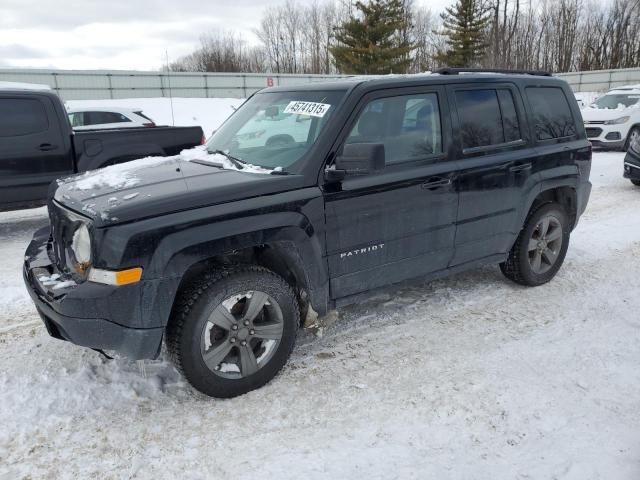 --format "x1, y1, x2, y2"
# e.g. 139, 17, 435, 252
23, 227, 164, 359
